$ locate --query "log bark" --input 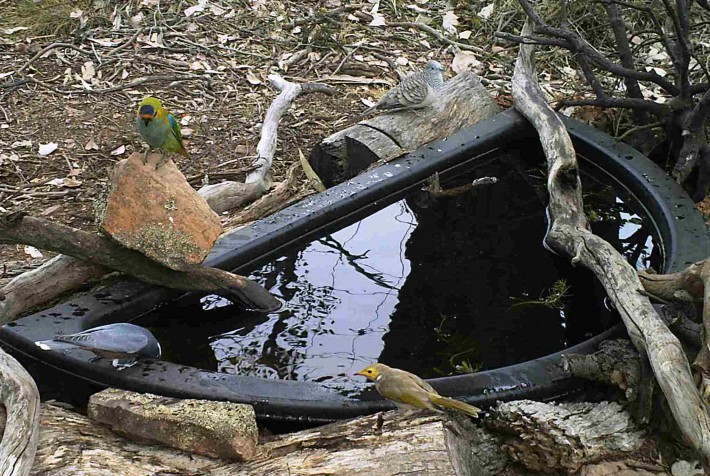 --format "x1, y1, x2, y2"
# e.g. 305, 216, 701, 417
4, 399, 663, 476
311, 71, 500, 185
0, 213, 279, 312
0, 347, 40, 476
562, 340, 641, 400
0, 255, 109, 324
488, 400, 644, 474
88, 388, 258, 461
511, 19, 710, 467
